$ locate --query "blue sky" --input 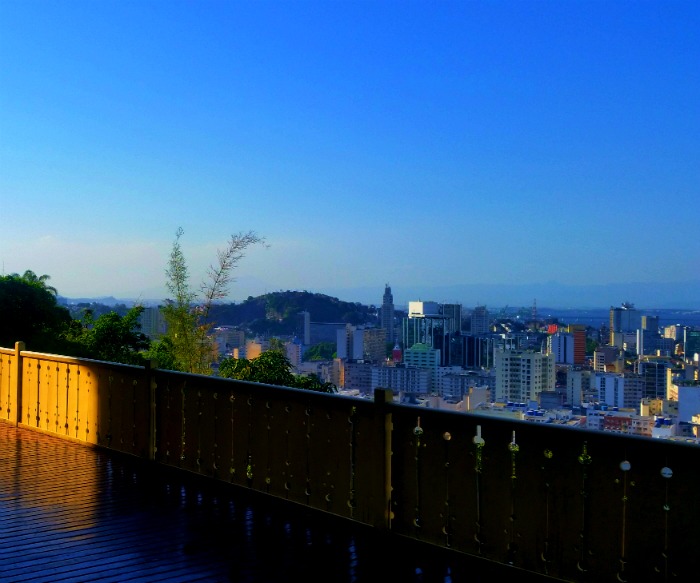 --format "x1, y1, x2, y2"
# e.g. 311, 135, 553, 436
1, 0, 698, 309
